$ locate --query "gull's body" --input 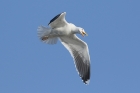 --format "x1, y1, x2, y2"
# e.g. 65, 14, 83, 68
37, 12, 90, 84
